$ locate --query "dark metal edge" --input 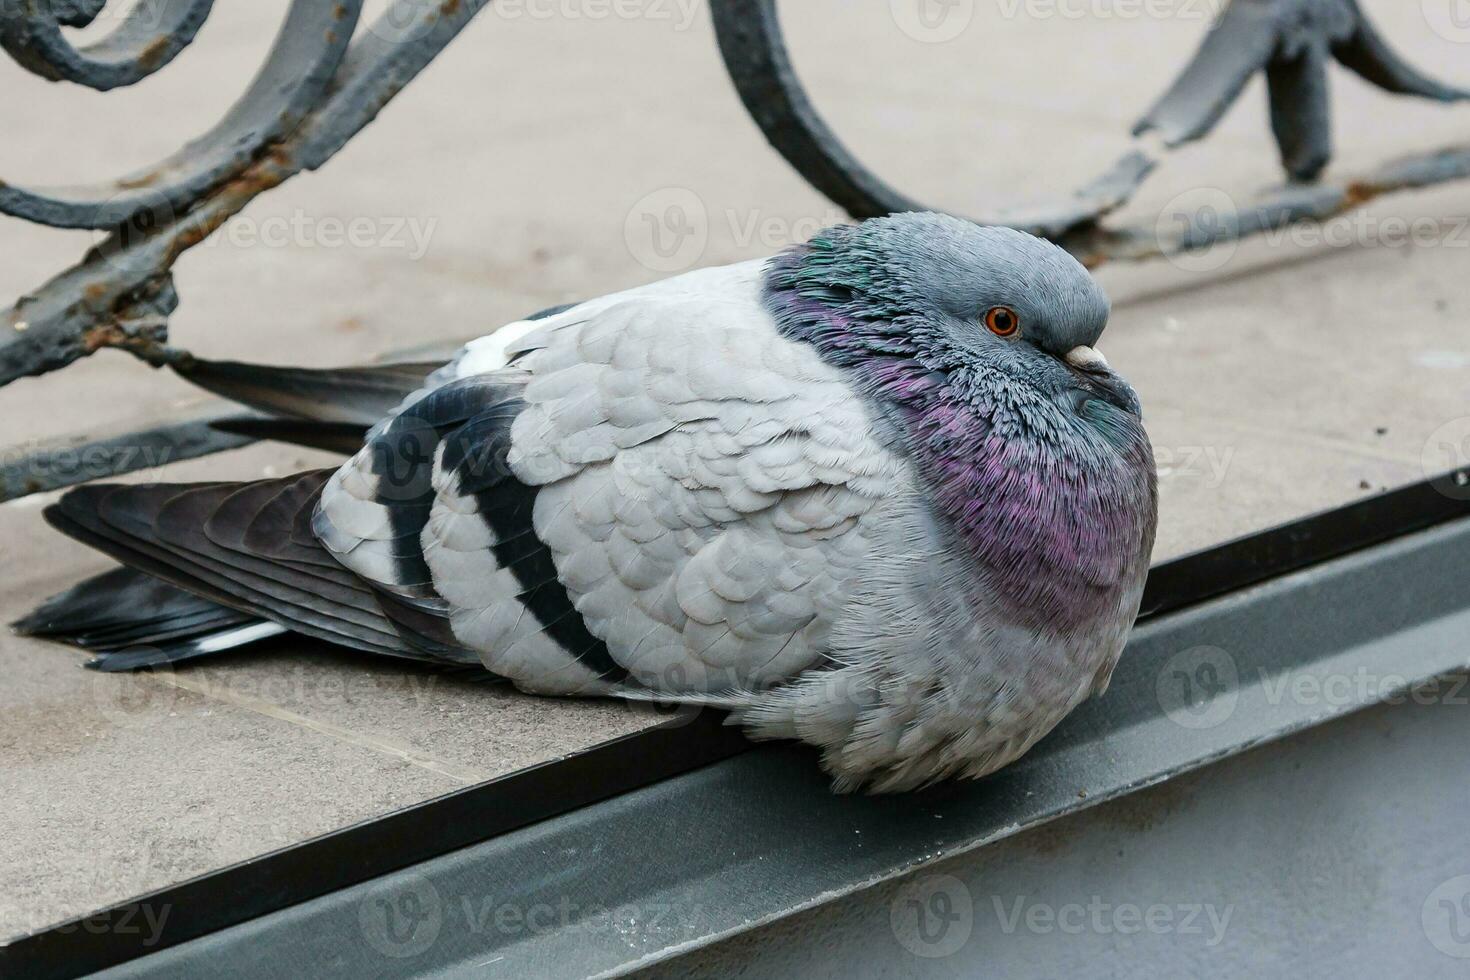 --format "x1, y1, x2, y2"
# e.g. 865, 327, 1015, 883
0, 411, 255, 503
0, 712, 752, 980
5, 465, 1470, 978
1138, 465, 1470, 619
93, 502, 1470, 979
